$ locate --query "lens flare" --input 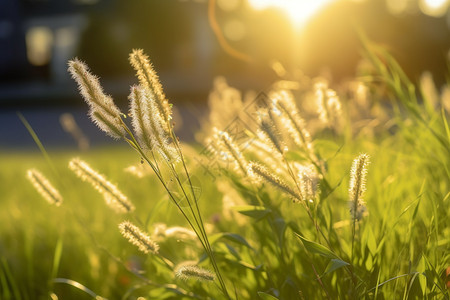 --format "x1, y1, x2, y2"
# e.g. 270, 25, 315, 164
419, 0, 449, 17
247, 0, 336, 26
